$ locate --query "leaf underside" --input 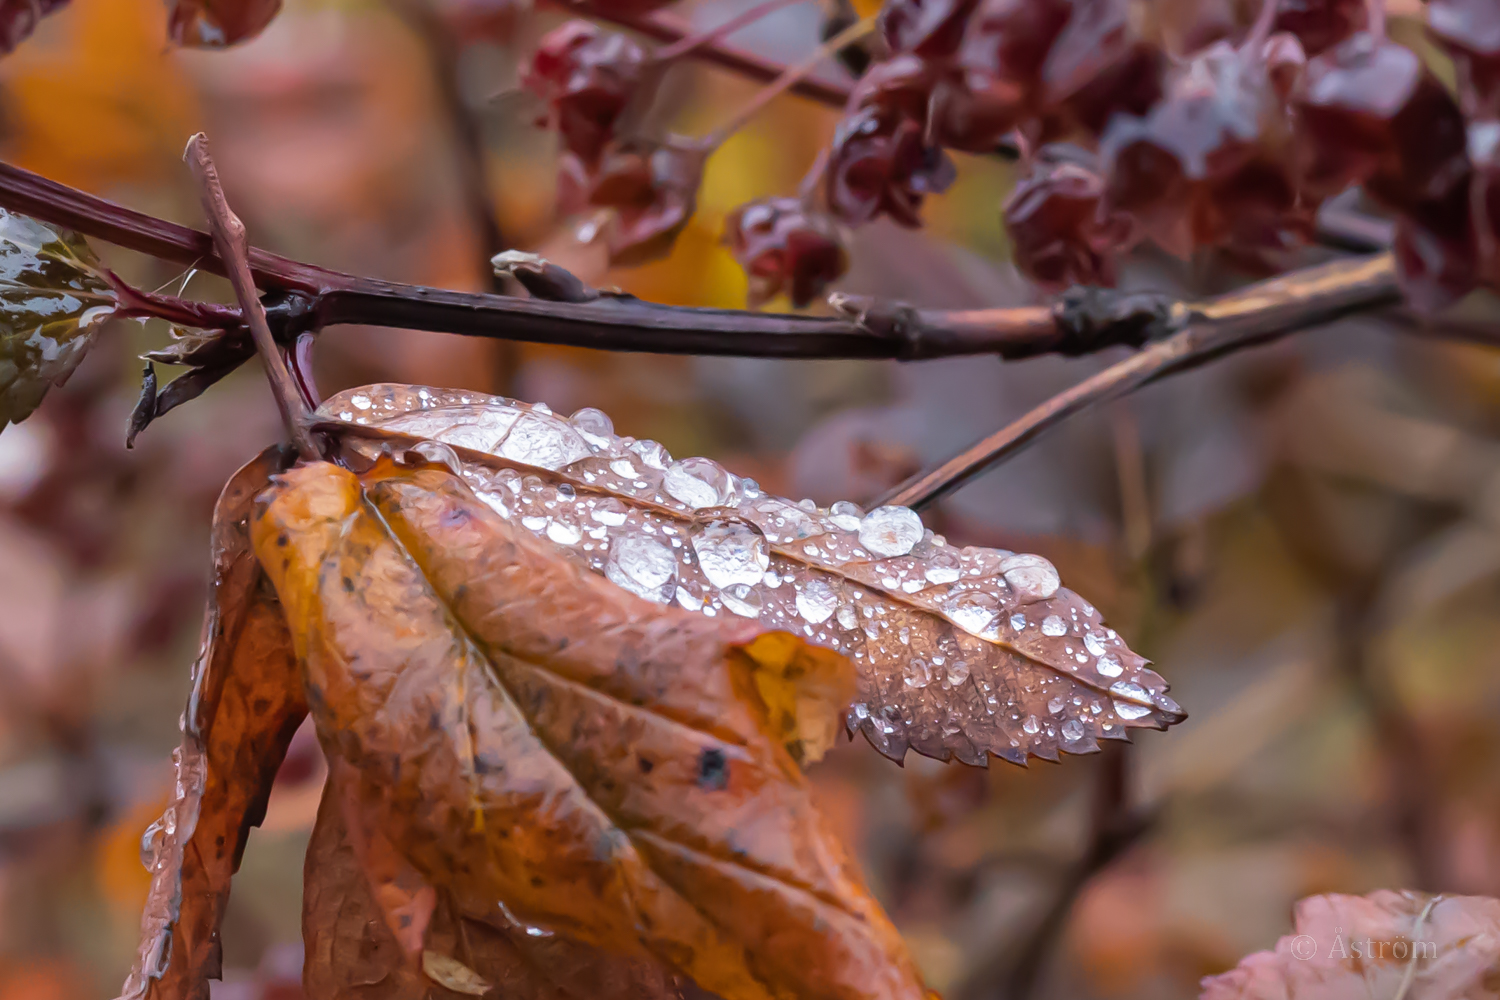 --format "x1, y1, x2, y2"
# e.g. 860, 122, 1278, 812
316, 384, 1185, 766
